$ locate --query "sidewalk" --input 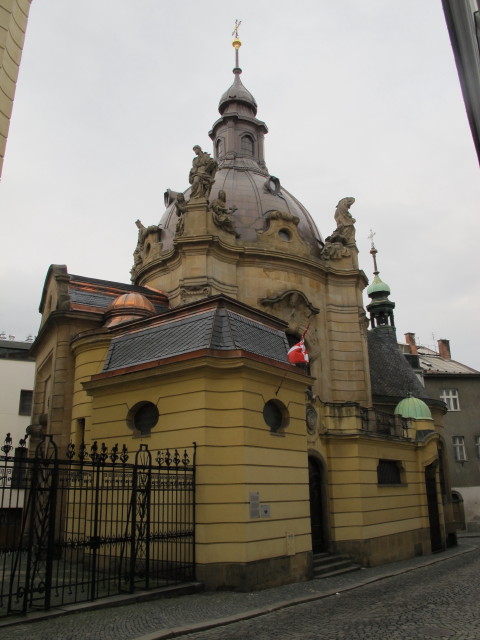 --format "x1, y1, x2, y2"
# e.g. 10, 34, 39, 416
2, 538, 479, 640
